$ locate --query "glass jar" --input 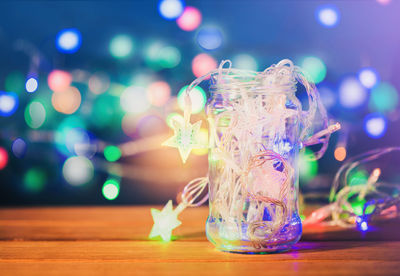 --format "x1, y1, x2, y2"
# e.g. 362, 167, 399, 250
205, 64, 302, 253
